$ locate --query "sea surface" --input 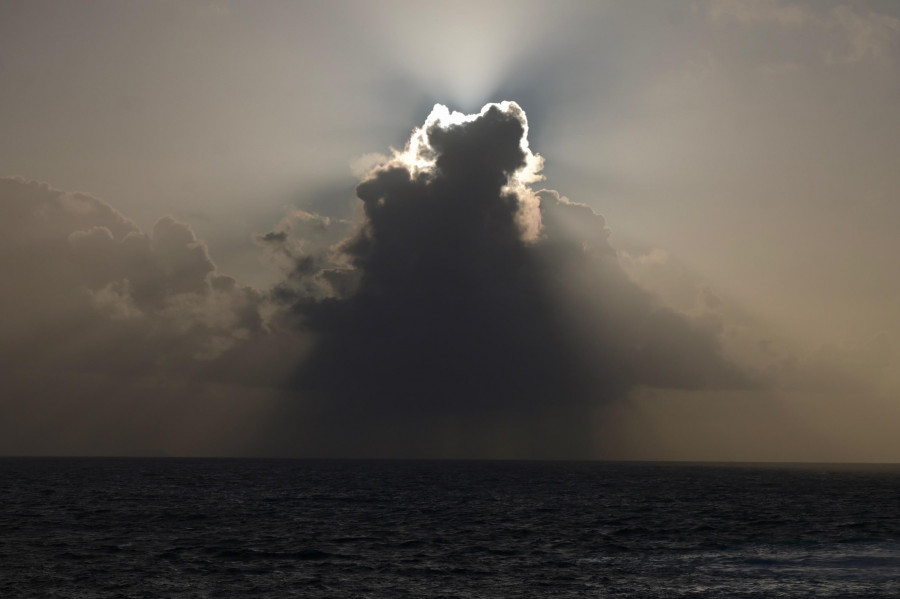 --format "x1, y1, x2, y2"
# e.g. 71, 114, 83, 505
1, 458, 898, 598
